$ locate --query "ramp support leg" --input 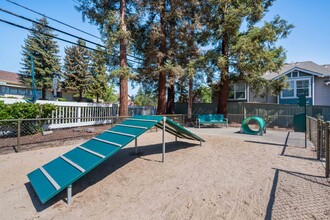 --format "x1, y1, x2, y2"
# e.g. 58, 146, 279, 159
135, 138, 138, 154
67, 184, 72, 205
162, 117, 166, 162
